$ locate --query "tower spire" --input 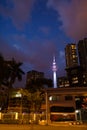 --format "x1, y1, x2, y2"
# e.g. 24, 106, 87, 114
52, 55, 57, 88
